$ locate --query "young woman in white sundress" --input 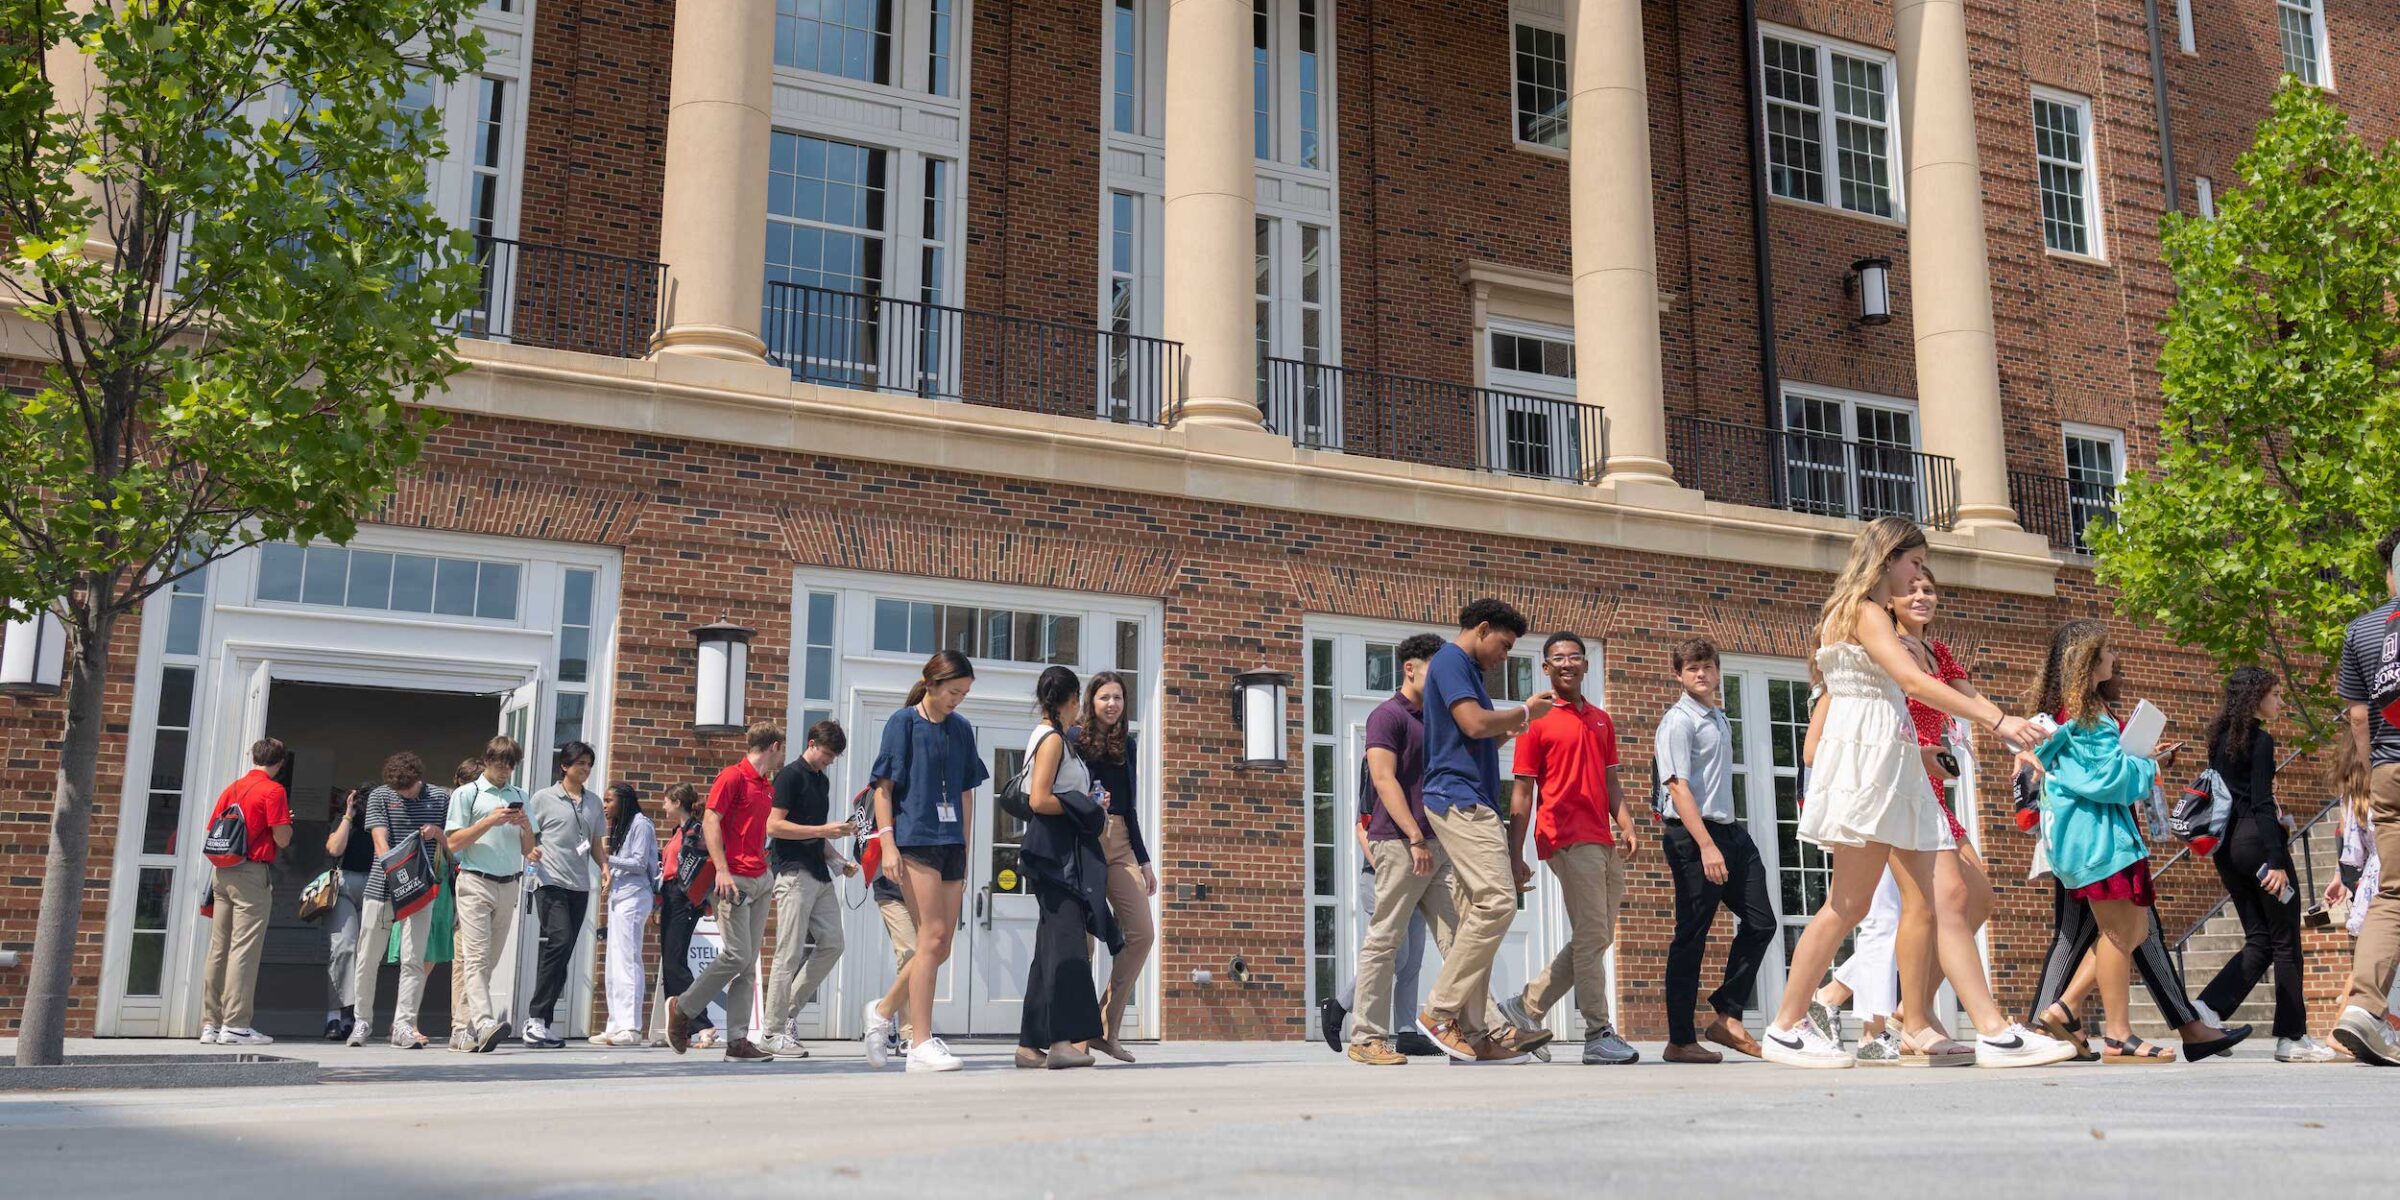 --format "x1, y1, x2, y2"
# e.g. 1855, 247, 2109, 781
1760, 517, 2078, 1069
